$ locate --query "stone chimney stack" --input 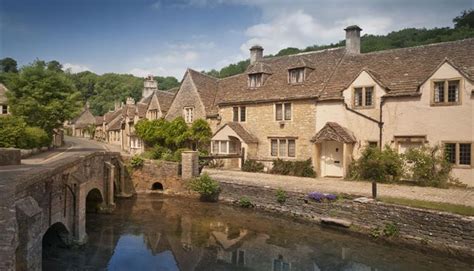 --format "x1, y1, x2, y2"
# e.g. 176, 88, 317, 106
126, 97, 135, 105
114, 101, 120, 111
143, 74, 158, 98
344, 25, 362, 55
249, 45, 263, 64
